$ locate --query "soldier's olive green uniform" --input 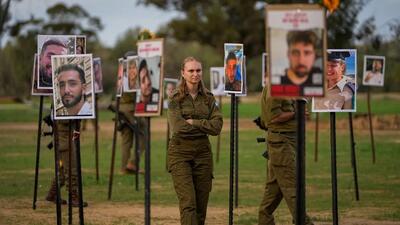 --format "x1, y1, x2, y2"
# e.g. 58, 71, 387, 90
119, 92, 147, 170
47, 120, 81, 204
258, 87, 313, 225
167, 89, 223, 225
